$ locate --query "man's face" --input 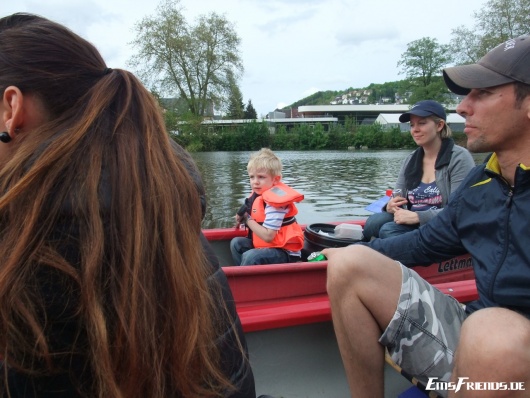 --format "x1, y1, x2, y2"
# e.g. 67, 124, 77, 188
457, 83, 529, 154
